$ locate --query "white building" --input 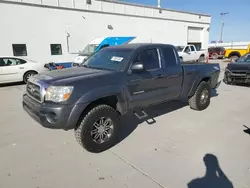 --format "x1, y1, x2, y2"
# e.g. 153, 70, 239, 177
0, 0, 211, 64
